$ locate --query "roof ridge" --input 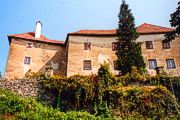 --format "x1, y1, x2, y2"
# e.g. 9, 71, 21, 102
8, 32, 64, 45
140, 23, 173, 29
